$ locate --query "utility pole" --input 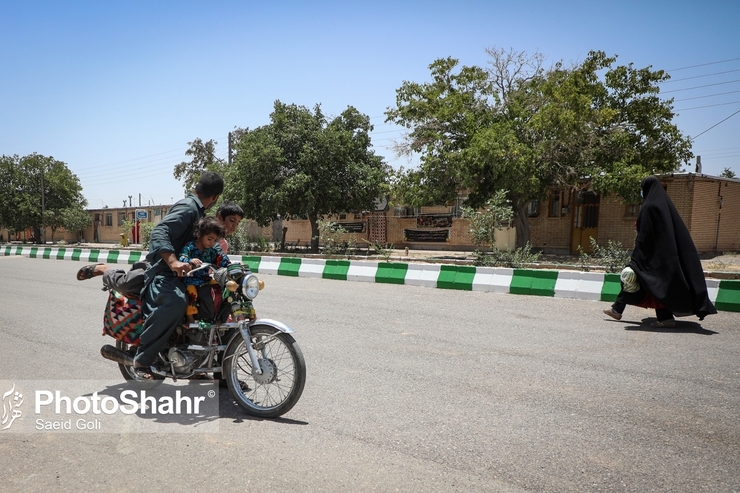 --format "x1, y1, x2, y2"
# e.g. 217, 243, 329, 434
41, 167, 45, 244
228, 132, 232, 166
